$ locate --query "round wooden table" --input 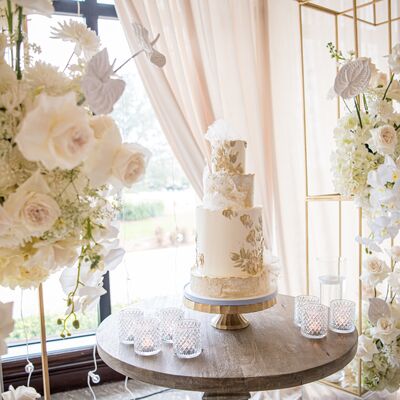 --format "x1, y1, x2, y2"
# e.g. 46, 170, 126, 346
96, 295, 358, 400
